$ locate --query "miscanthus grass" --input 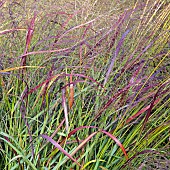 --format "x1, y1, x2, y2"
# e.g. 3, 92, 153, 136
0, 0, 169, 169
